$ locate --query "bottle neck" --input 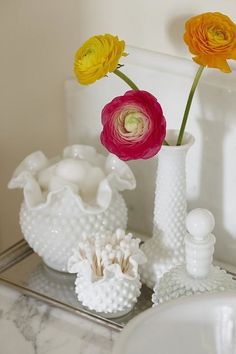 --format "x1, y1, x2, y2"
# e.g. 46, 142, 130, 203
185, 234, 216, 278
